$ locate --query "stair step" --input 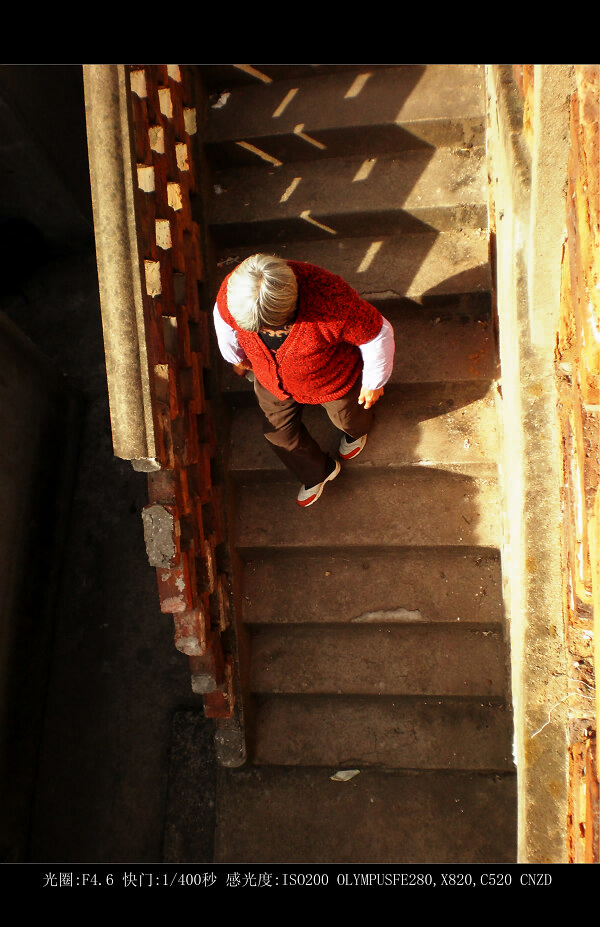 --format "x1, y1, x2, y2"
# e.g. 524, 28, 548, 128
209, 146, 488, 246
204, 64, 485, 167
214, 766, 517, 864
229, 382, 499, 475
215, 227, 492, 311
221, 306, 498, 399
252, 695, 513, 770
235, 468, 501, 550
240, 547, 503, 626
249, 624, 507, 697
198, 64, 387, 91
